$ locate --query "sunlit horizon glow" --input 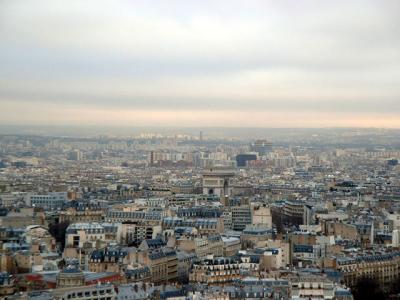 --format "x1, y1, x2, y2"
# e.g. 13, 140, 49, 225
1, 0, 399, 128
